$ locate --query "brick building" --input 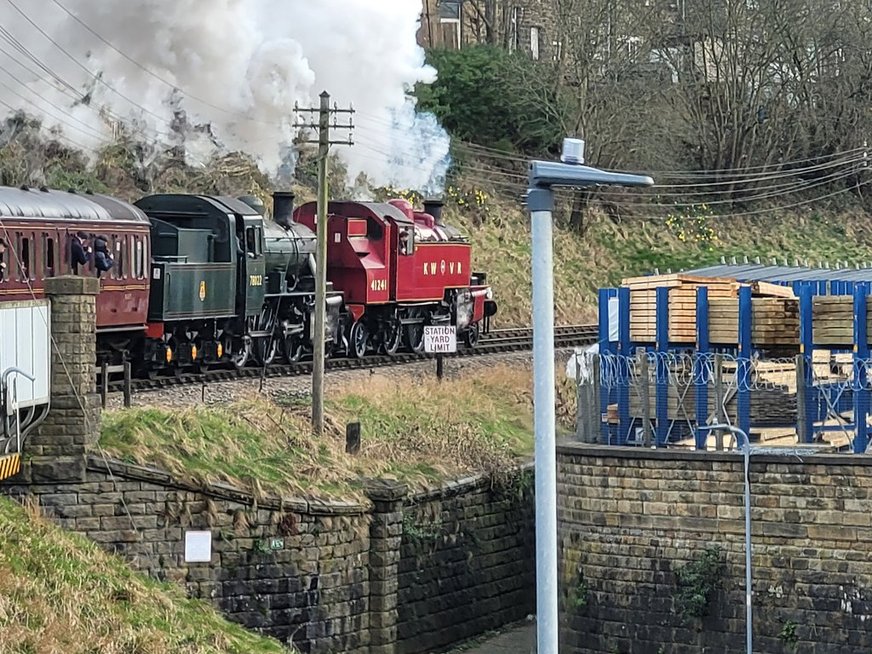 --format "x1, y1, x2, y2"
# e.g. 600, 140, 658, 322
418, 0, 560, 61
